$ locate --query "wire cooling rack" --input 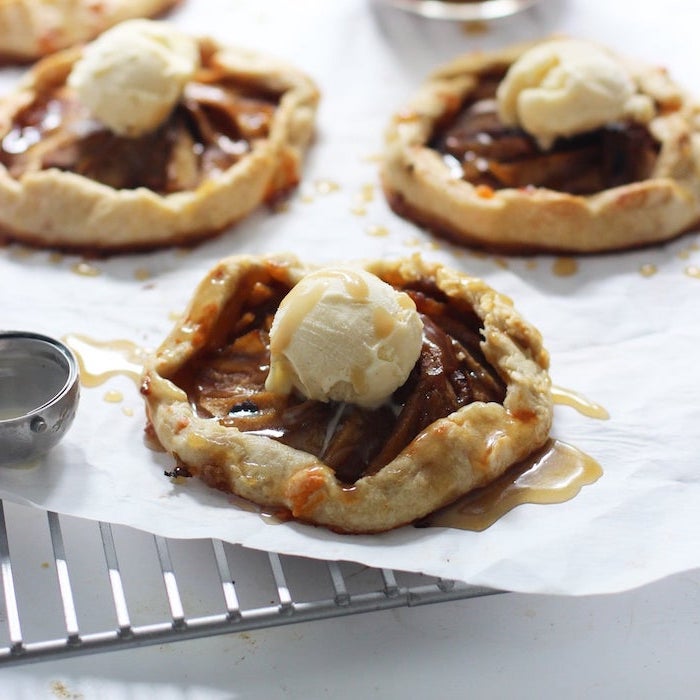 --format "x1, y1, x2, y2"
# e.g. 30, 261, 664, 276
0, 498, 499, 667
